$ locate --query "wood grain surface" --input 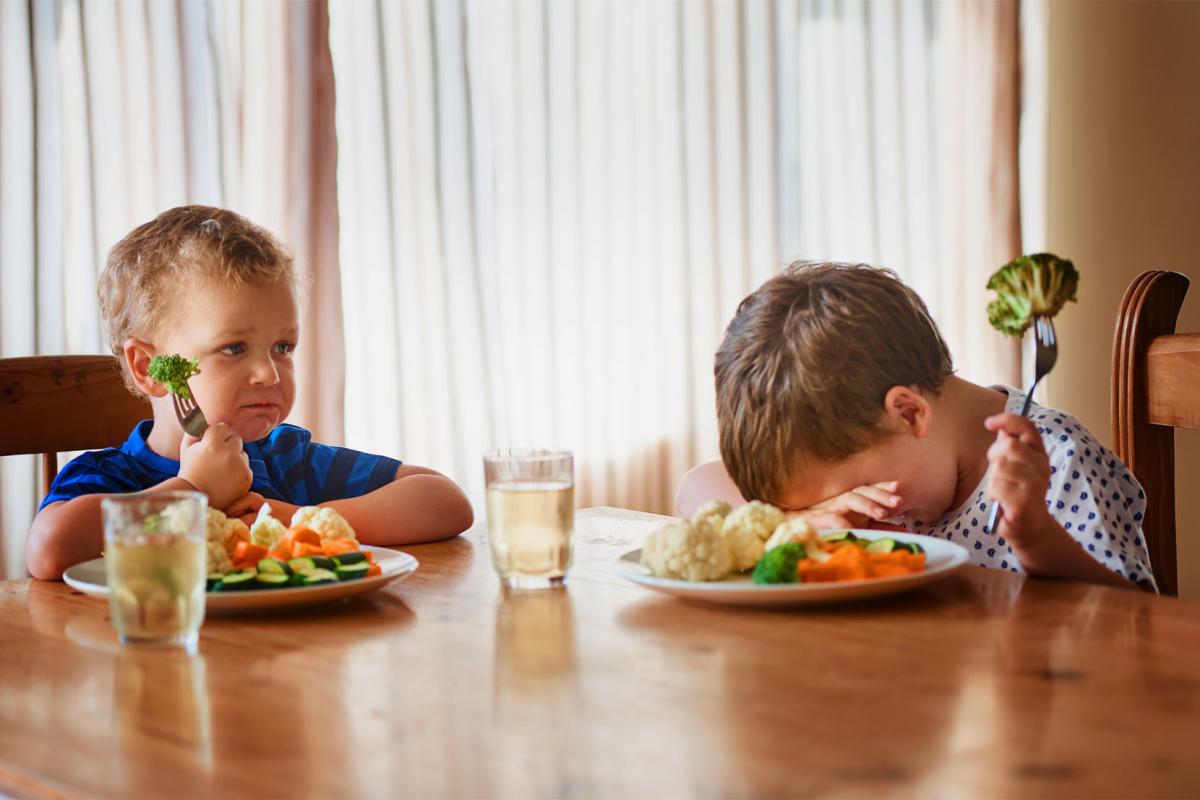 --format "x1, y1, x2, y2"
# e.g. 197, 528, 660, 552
1, 507, 1198, 799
